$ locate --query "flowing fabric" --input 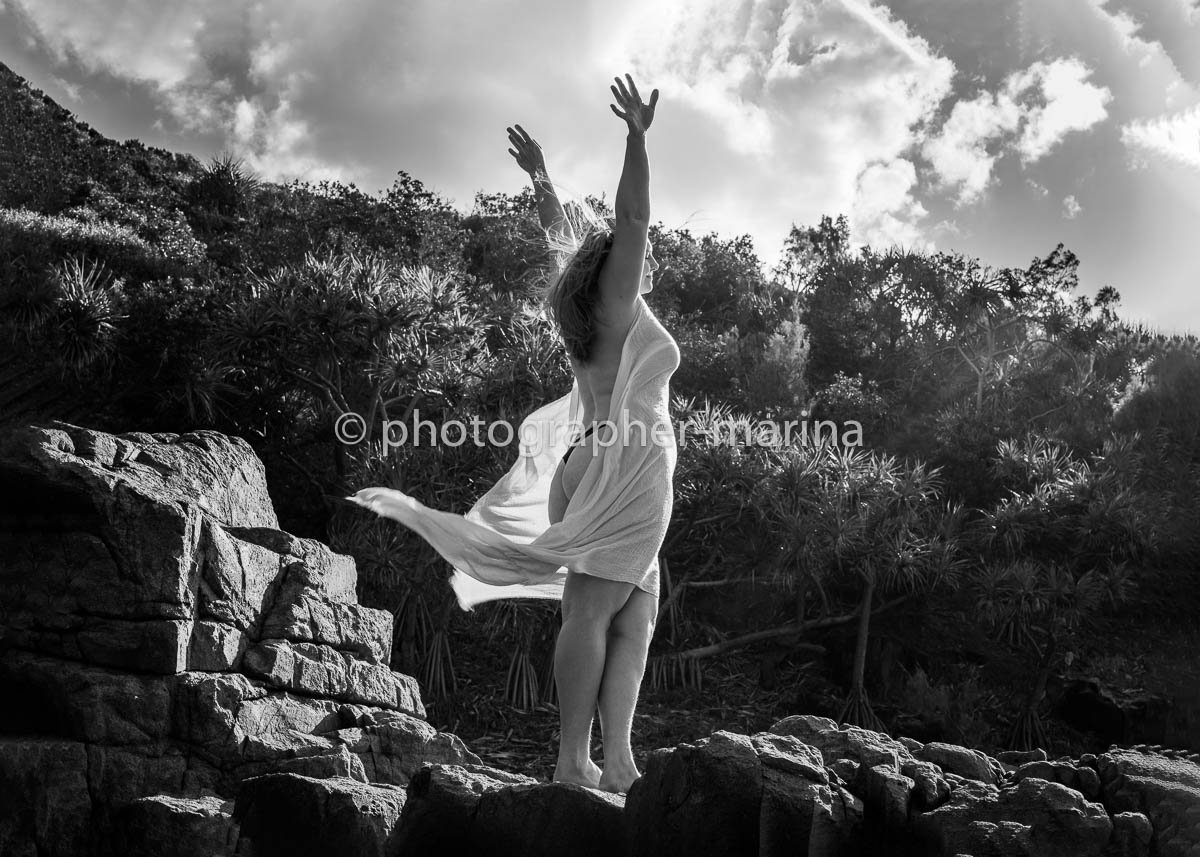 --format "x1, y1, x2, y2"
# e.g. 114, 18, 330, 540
348, 296, 681, 611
